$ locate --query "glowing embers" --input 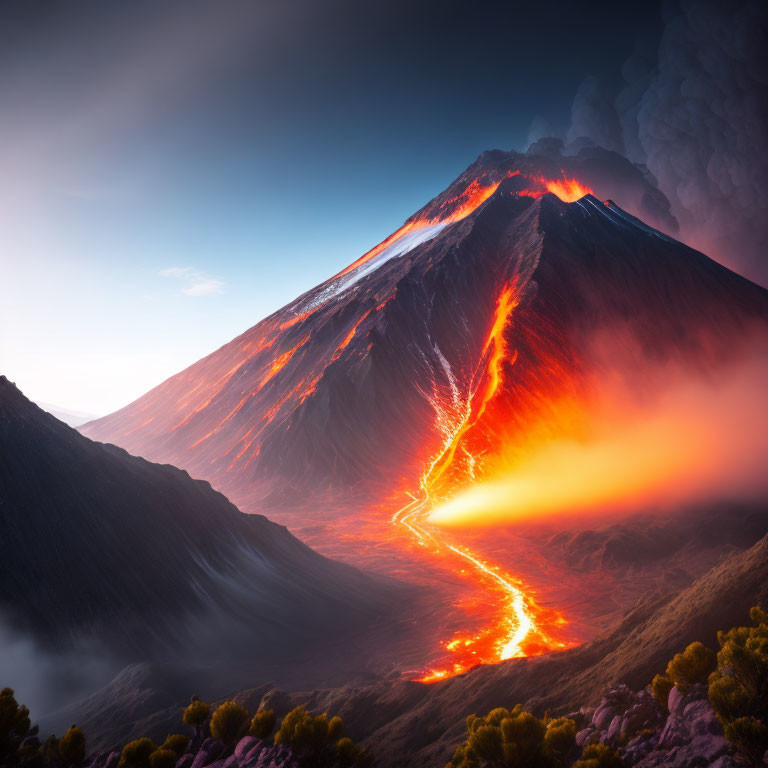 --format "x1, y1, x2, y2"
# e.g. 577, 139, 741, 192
518, 170, 594, 203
